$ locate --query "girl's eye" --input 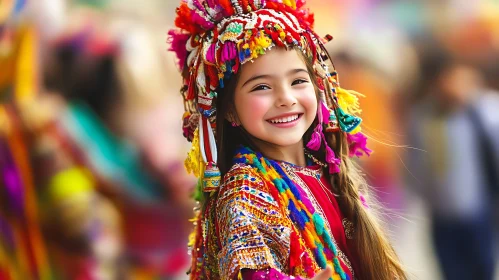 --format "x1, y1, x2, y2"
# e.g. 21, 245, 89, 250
251, 84, 271, 92
292, 79, 309, 85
